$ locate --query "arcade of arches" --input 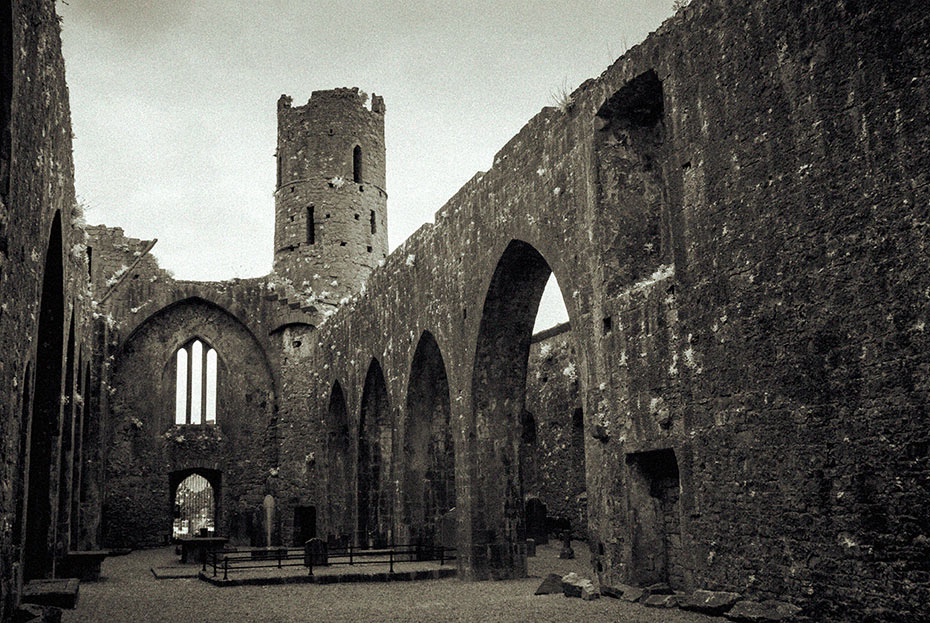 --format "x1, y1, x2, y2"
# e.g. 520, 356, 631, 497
3, 2, 929, 622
